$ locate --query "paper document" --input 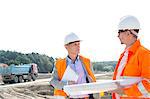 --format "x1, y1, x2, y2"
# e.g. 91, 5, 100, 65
64, 80, 117, 96
61, 65, 78, 82
119, 77, 142, 86
64, 77, 142, 96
